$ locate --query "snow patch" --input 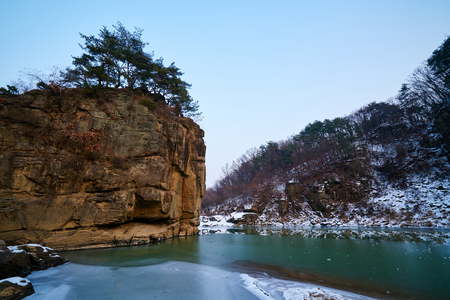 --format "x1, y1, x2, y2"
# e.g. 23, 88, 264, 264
7, 244, 55, 254
0, 277, 30, 287
240, 274, 376, 300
